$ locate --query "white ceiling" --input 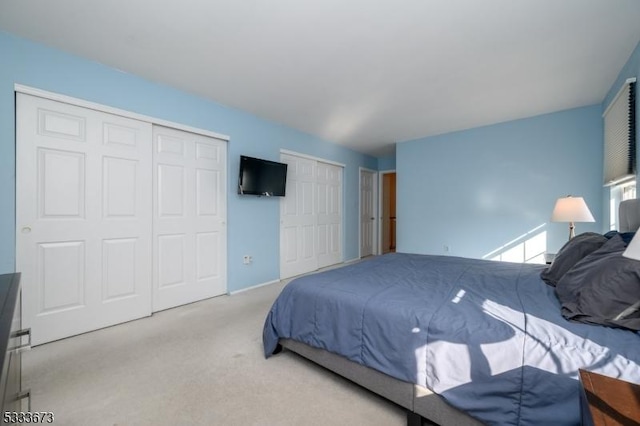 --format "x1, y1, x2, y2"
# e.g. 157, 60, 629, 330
2, 0, 640, 157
